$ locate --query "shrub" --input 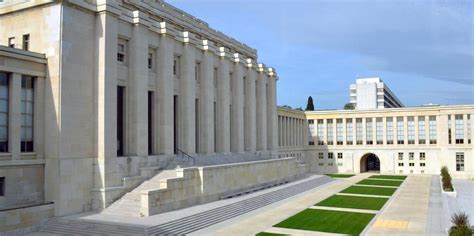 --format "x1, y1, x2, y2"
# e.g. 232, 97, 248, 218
449, 212, 473, 236
441, 166, 454, 192
449, 226, 473, 236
